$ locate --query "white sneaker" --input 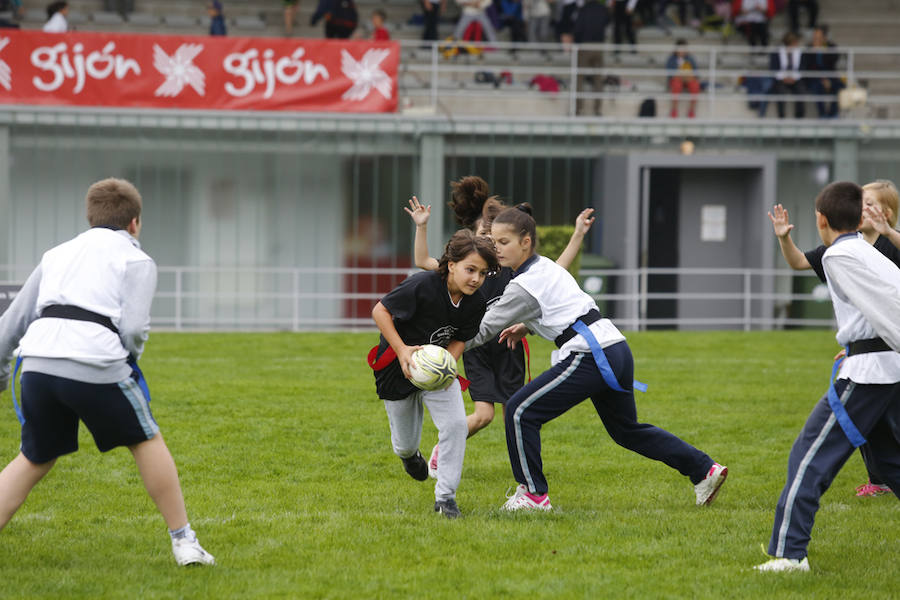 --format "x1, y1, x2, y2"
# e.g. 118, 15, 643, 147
500, 484, 552, 511
172, 536, 216, 566
428, 445, 439, 480
754, 557, 810, 573
694, 462, 728, 506
502, 484, 527, 509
